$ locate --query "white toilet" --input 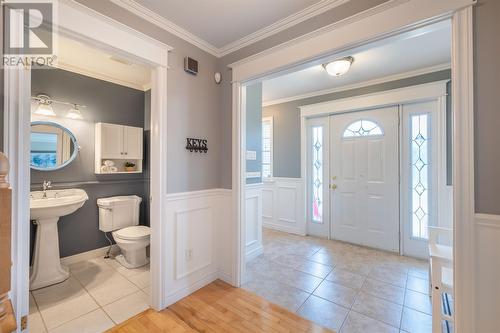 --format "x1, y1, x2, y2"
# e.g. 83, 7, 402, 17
97, 195, 150, 268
